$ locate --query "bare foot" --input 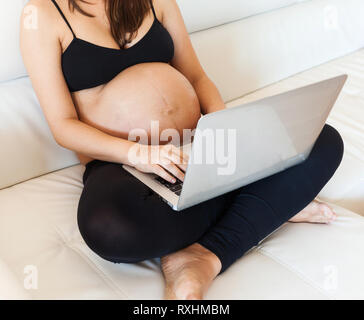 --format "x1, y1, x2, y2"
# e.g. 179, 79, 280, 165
289, 200, 337, 224
161, 243, 221, 300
